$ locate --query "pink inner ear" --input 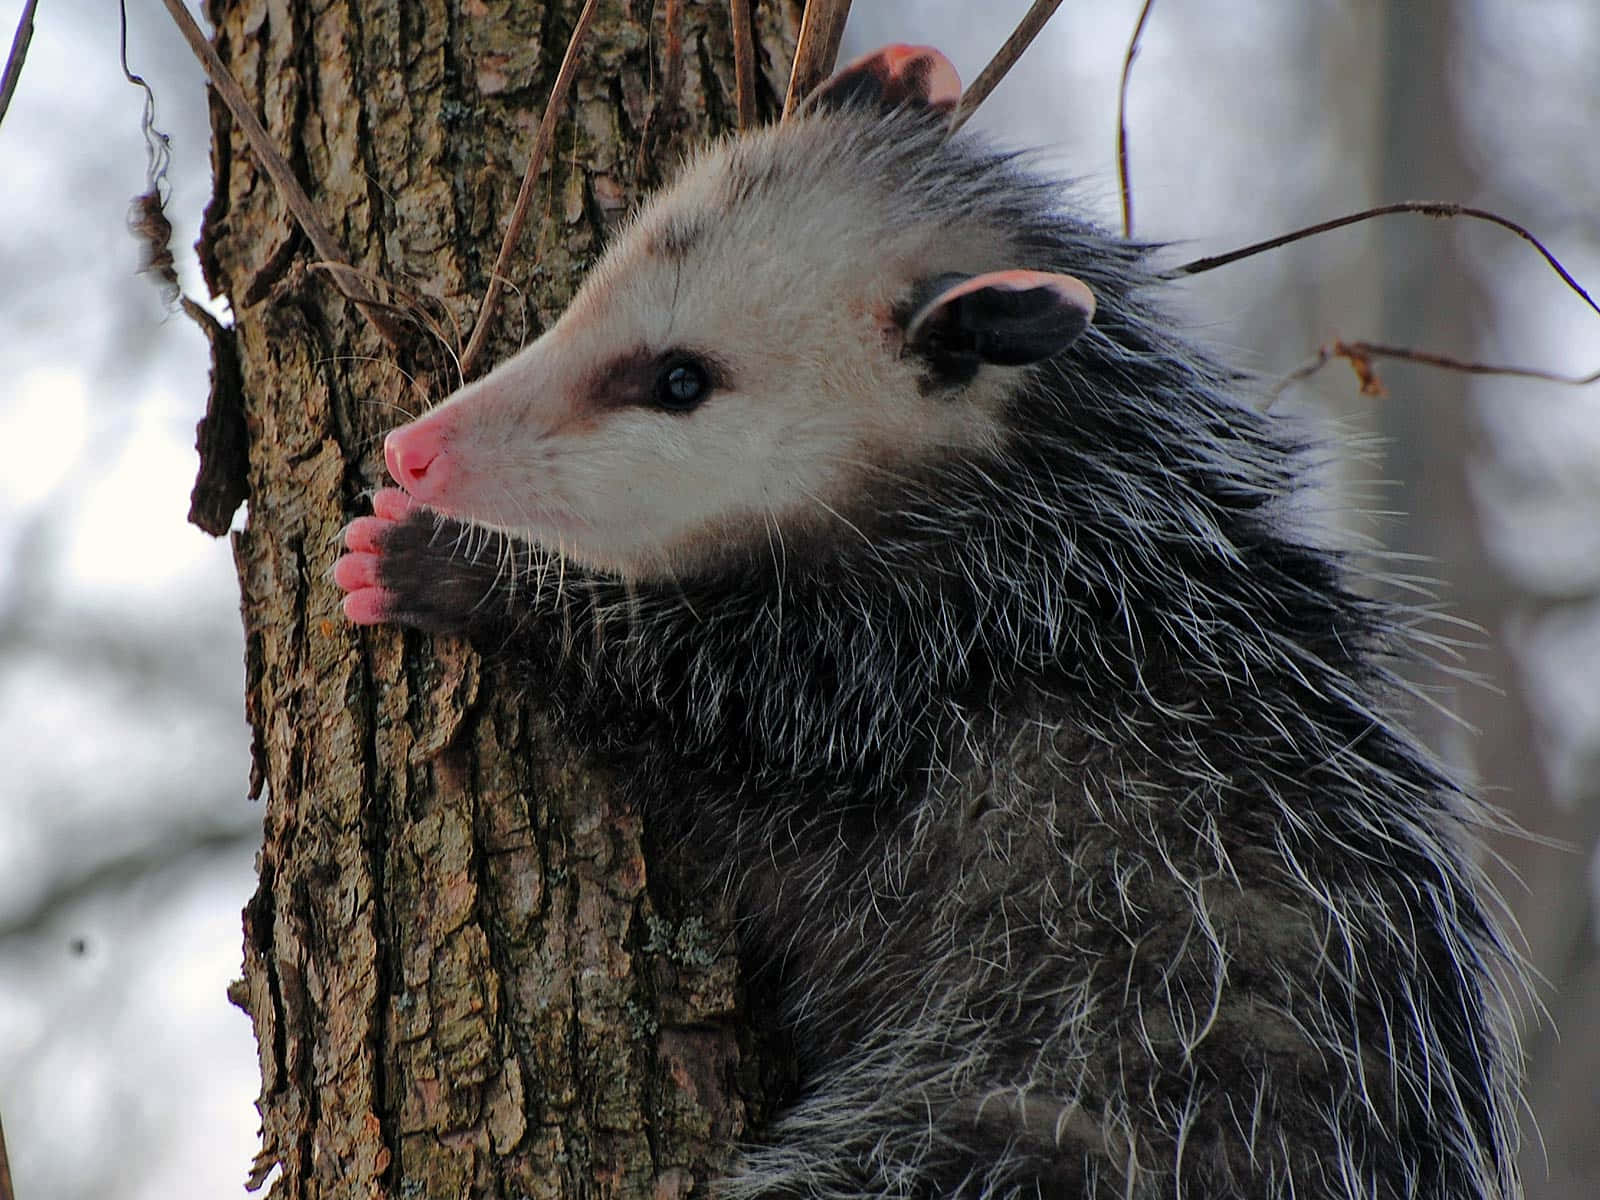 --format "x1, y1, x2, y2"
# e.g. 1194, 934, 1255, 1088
929, 271, 1097, 320
906, 270, 1098, 348
875, 44, 962, 111
832, 44, 962, 112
